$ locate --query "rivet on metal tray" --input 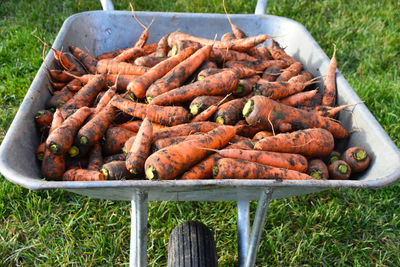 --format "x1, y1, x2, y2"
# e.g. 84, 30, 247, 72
105, 28, 112, 36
